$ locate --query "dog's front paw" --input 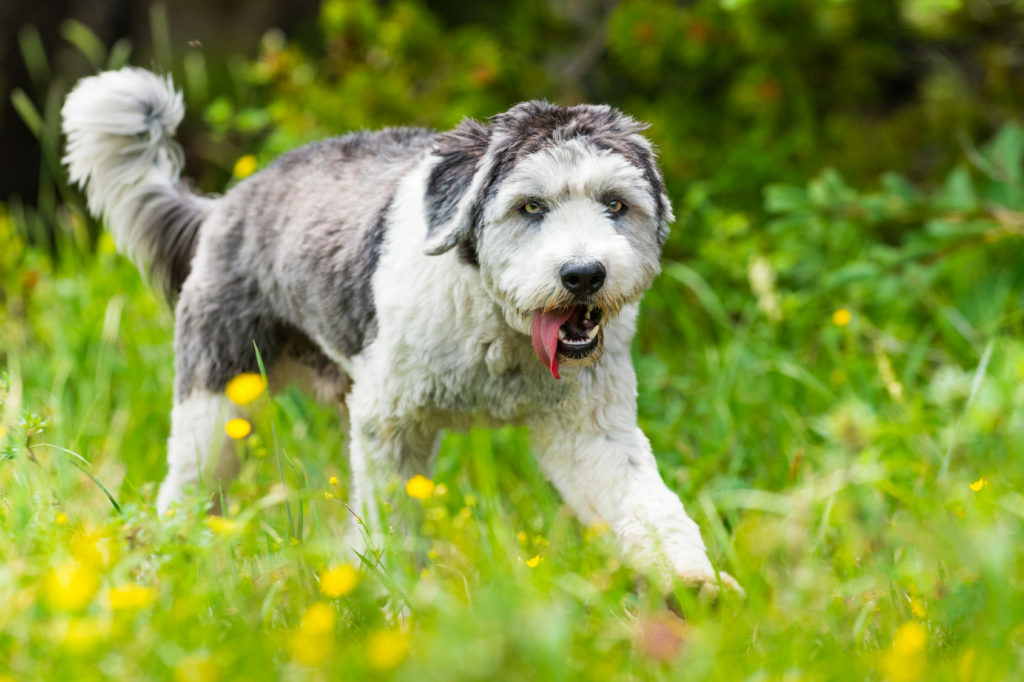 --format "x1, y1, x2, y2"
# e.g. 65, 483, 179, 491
675, 565, 745, 600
